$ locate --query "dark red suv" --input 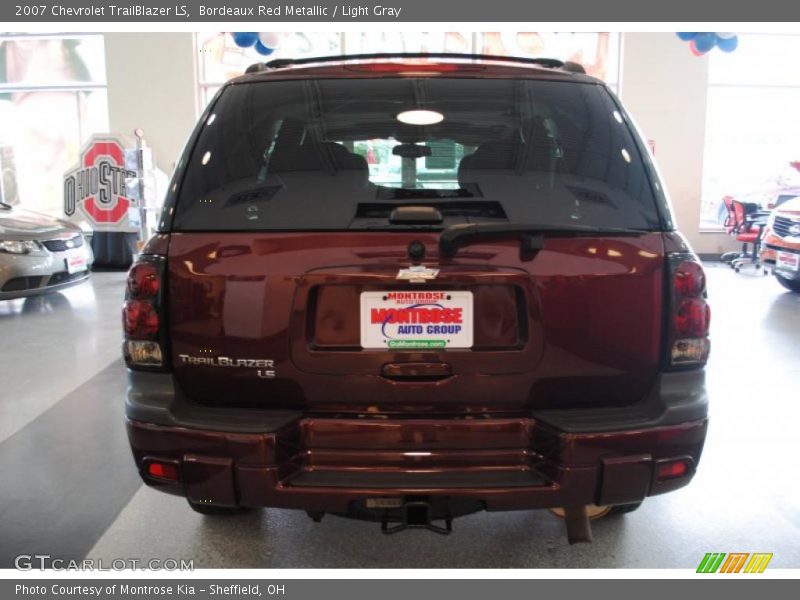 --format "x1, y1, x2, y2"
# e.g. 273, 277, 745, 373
123, 53, 709, 542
